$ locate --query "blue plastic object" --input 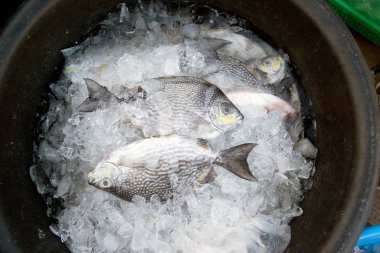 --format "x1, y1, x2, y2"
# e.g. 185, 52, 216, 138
355, 225, 380, 252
